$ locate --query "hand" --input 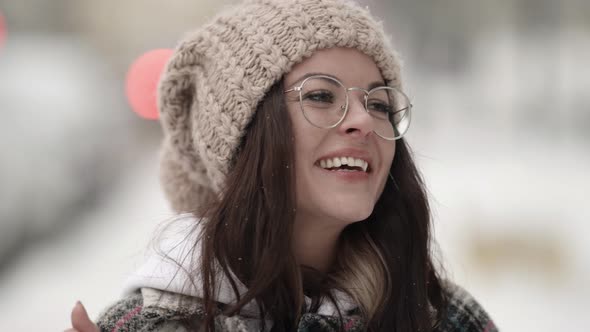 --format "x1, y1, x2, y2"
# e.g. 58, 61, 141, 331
64, 301, 100, 332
